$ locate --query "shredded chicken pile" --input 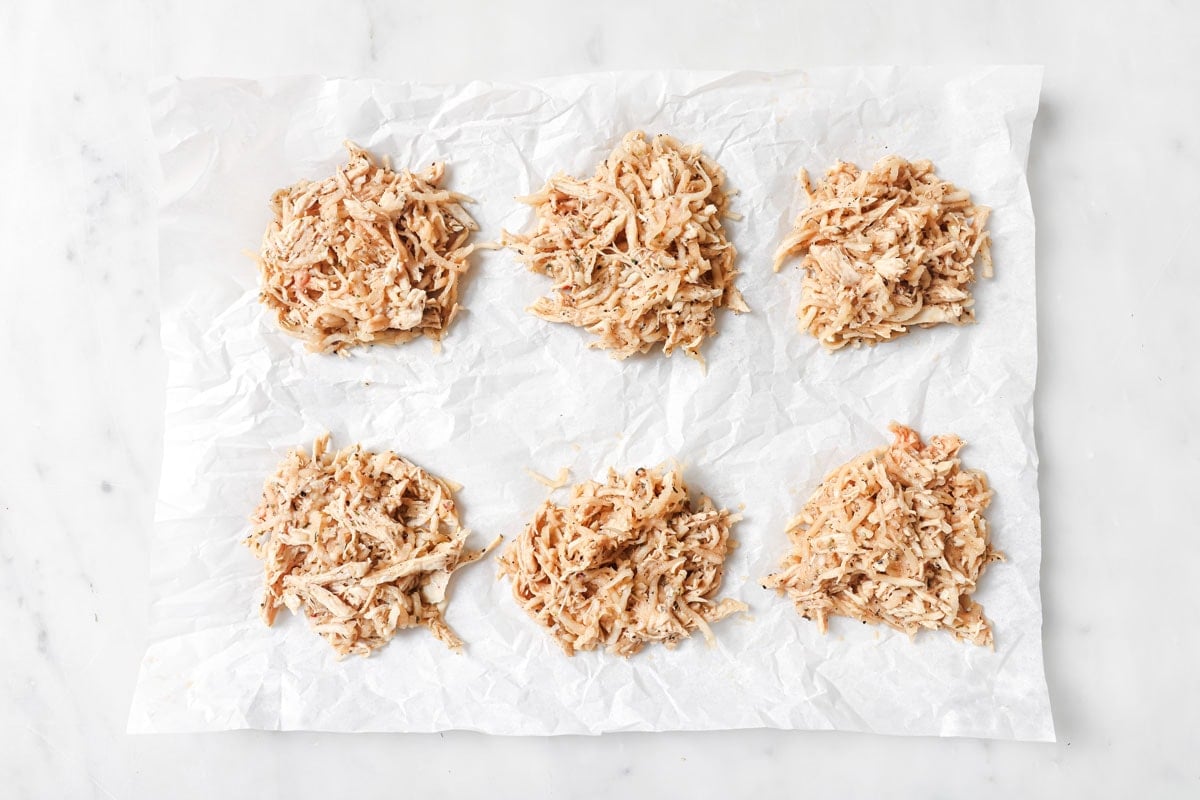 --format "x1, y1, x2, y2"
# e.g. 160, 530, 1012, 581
773, 156, 991, 349
256, 142, 478, 353
763, 423, 1001, 646
498, 465, 746, 656
501, 130, 748, 362
246, 435, 497, 657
